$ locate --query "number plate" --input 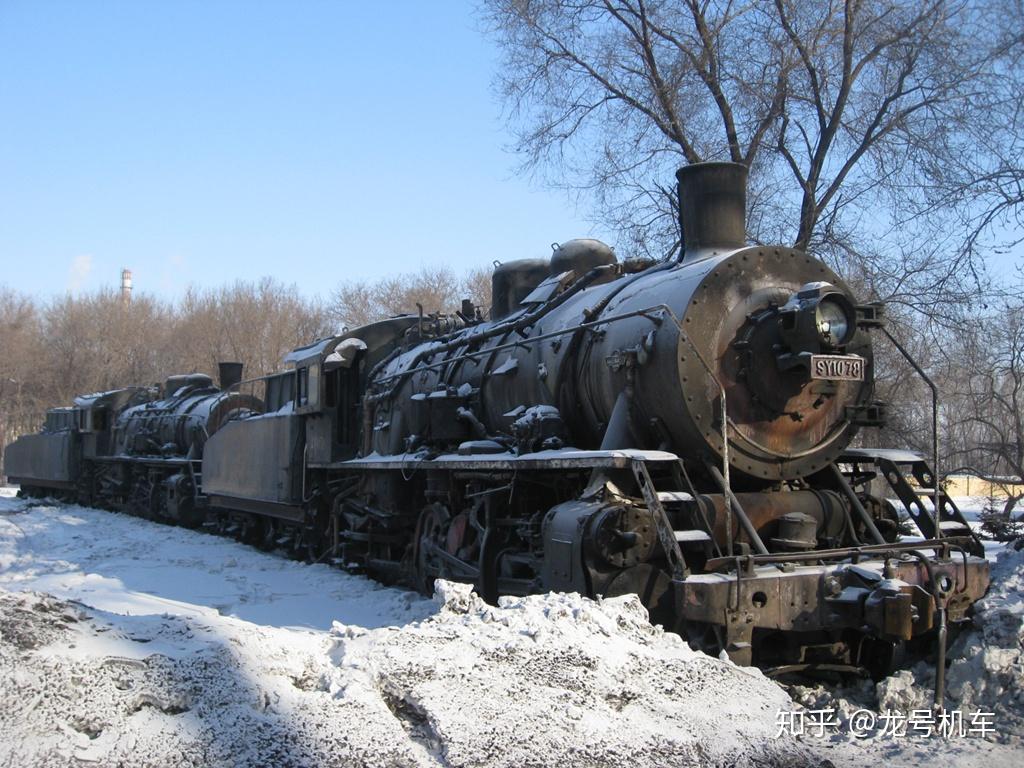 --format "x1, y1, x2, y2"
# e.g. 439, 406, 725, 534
811, 354, 865, 381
